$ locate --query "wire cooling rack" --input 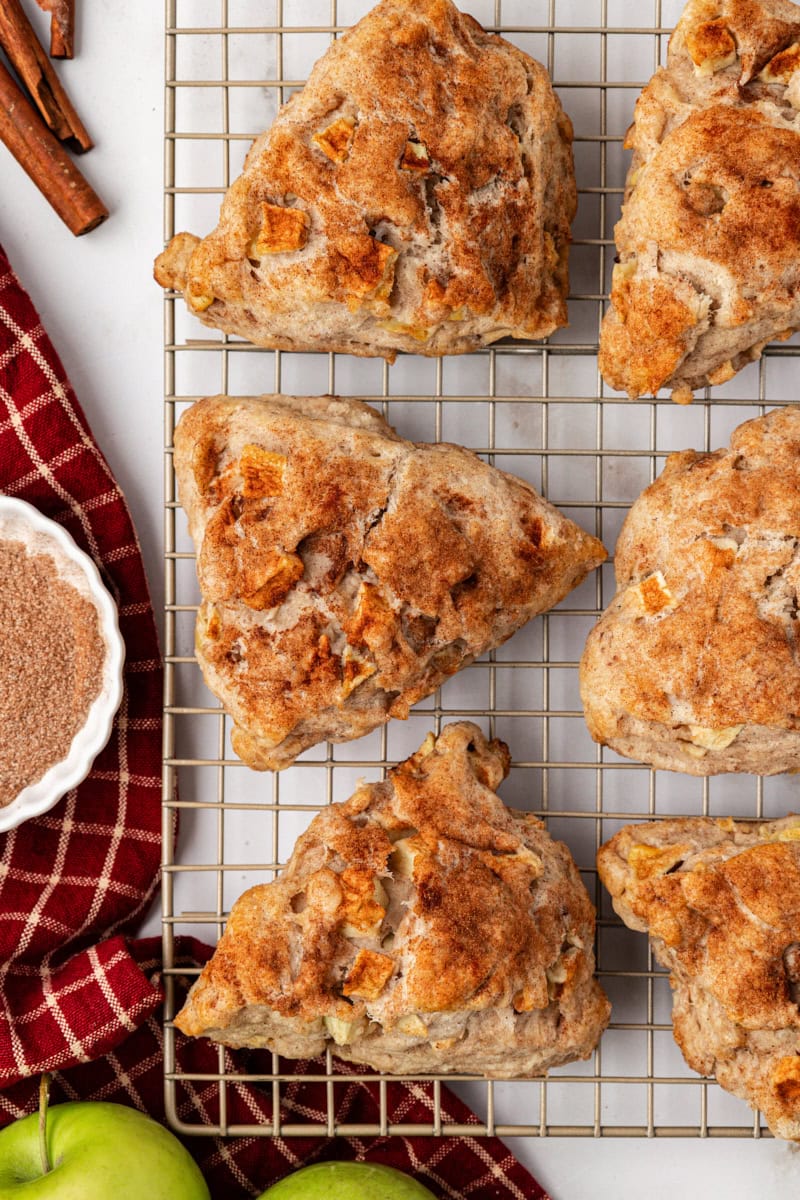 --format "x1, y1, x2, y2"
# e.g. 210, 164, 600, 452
161, 0, 799, 1139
